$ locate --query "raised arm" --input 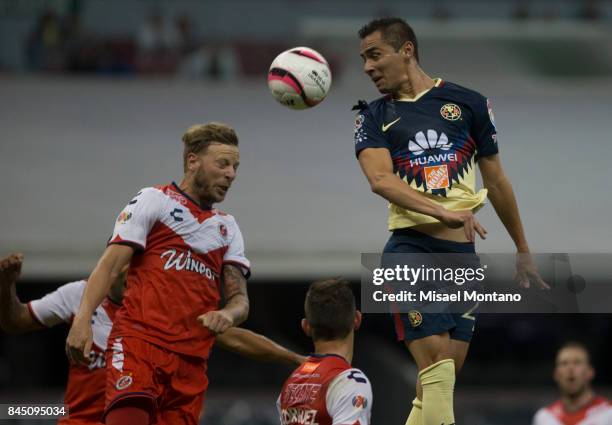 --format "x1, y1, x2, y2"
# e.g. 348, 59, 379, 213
479, 154, 548, 288
359, 147, 486, 241
0, 254, 44, 334
198, 263, 249, 333
66, 244, 134, 364
216, 327, 306, 365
